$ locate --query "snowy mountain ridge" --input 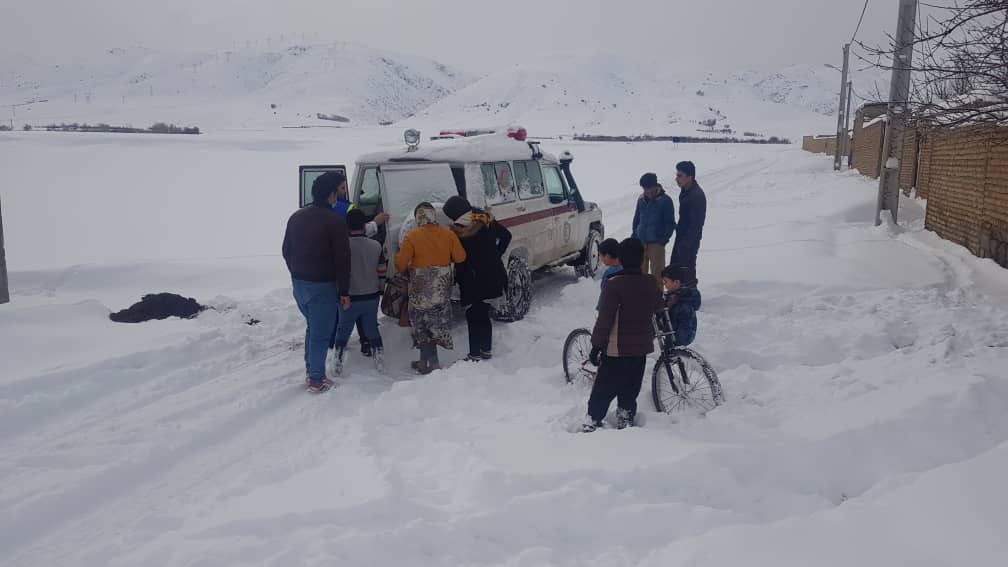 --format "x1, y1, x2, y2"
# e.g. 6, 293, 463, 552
0, 43, 474, 129
407, 51, 888, 139
1, 44, 886, 137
